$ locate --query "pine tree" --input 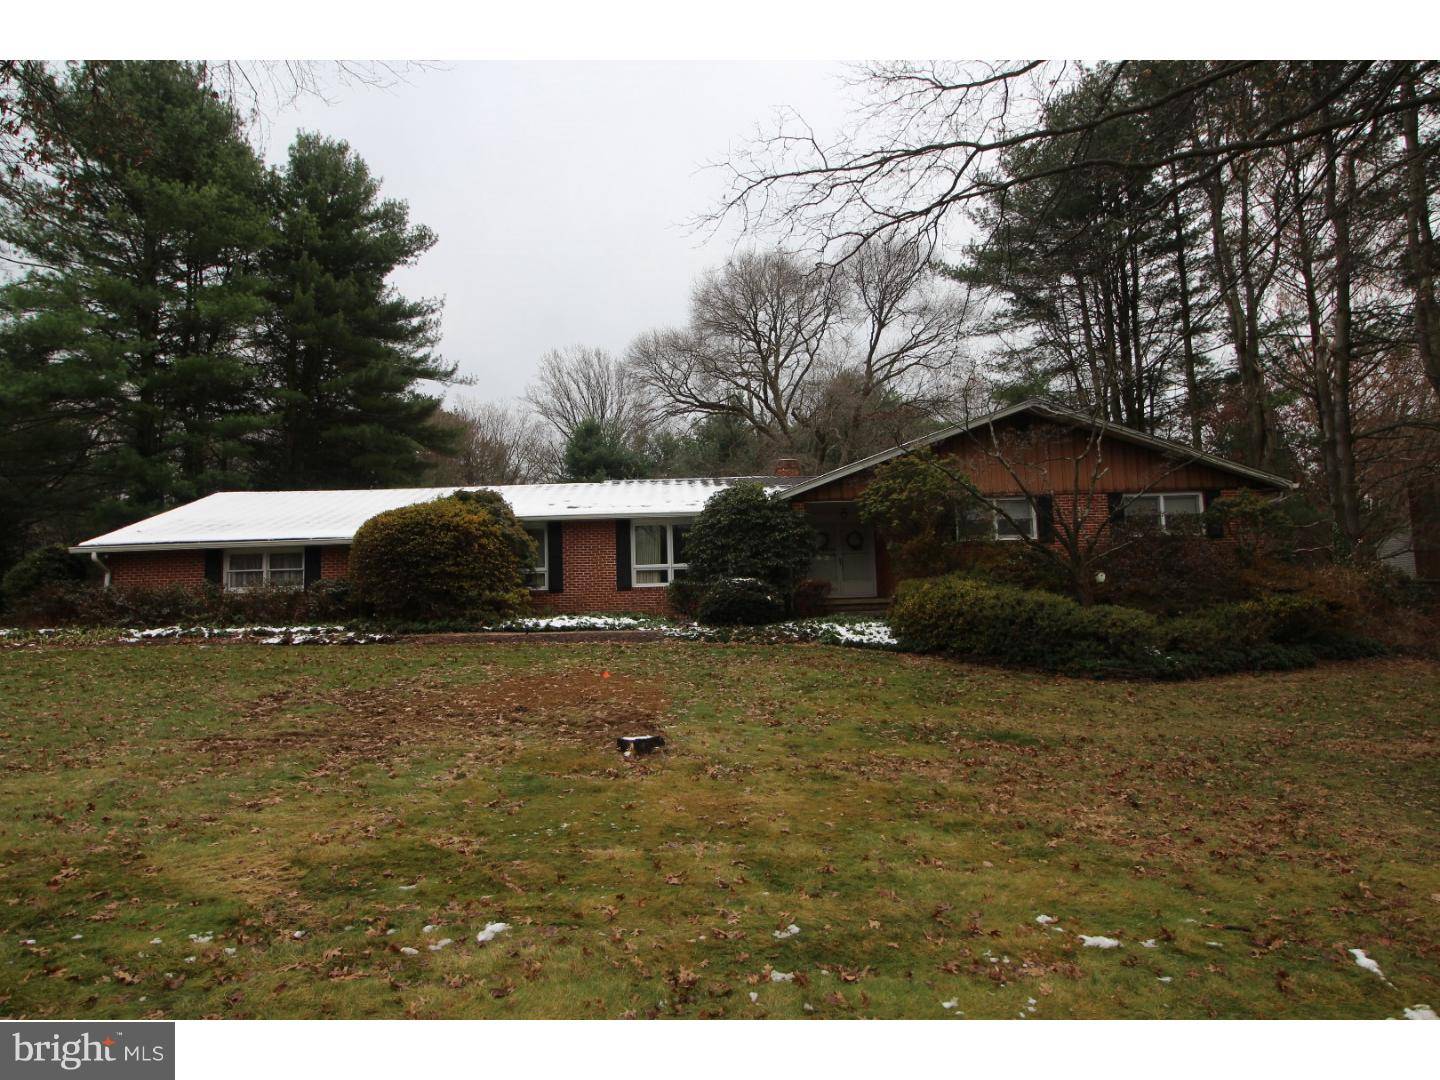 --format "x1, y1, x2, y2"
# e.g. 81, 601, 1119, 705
255, 133, 455, 488
562, 418, 651, 481
0, 61, 270, 532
